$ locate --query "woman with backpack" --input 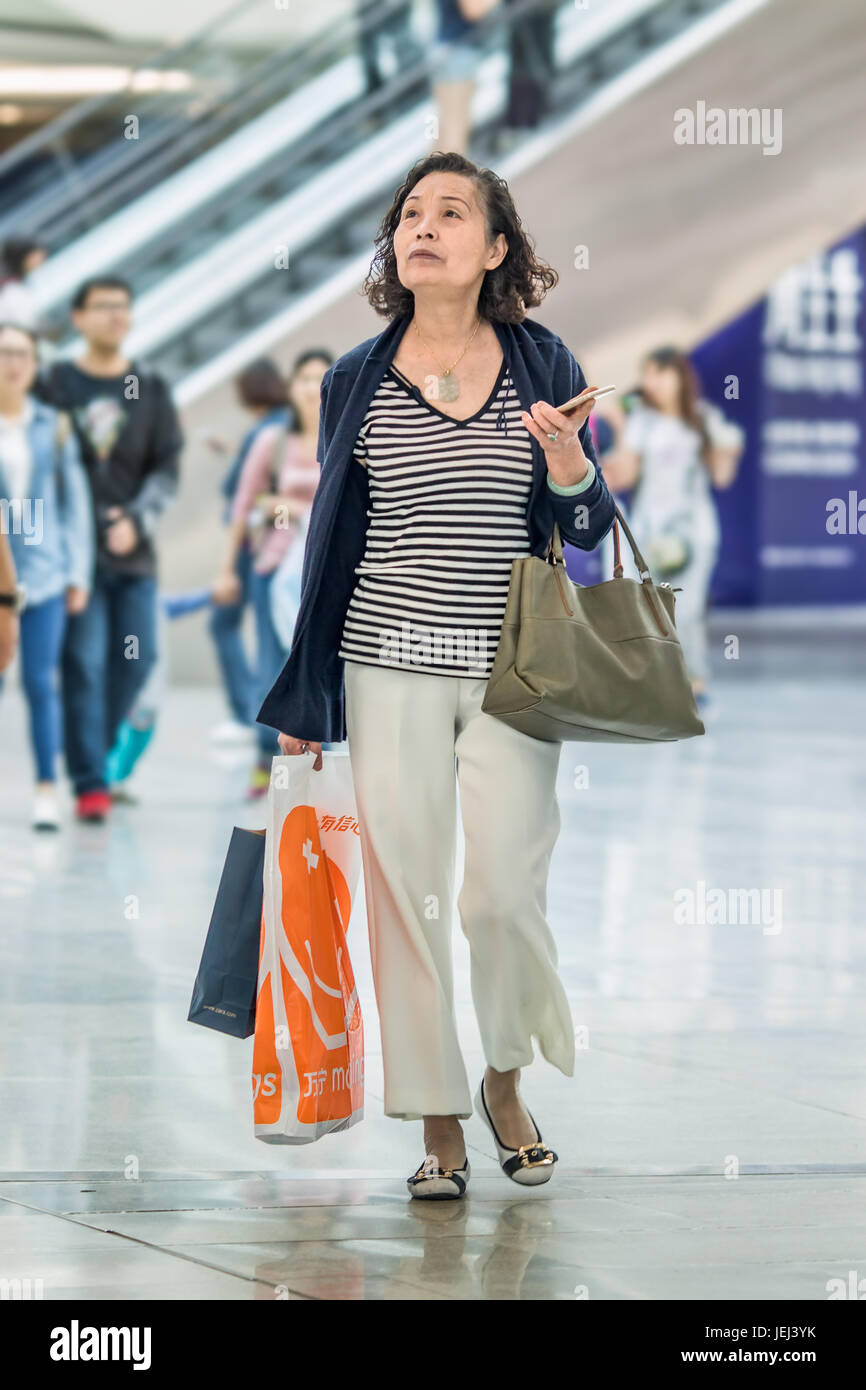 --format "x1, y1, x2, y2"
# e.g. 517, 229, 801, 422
212, 348, 333, 798
0, 323, 94, 829
206, 358, 292, 744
